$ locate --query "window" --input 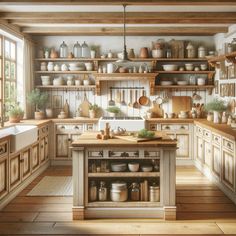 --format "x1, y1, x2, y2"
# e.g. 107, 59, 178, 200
0, 35, 17, 124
